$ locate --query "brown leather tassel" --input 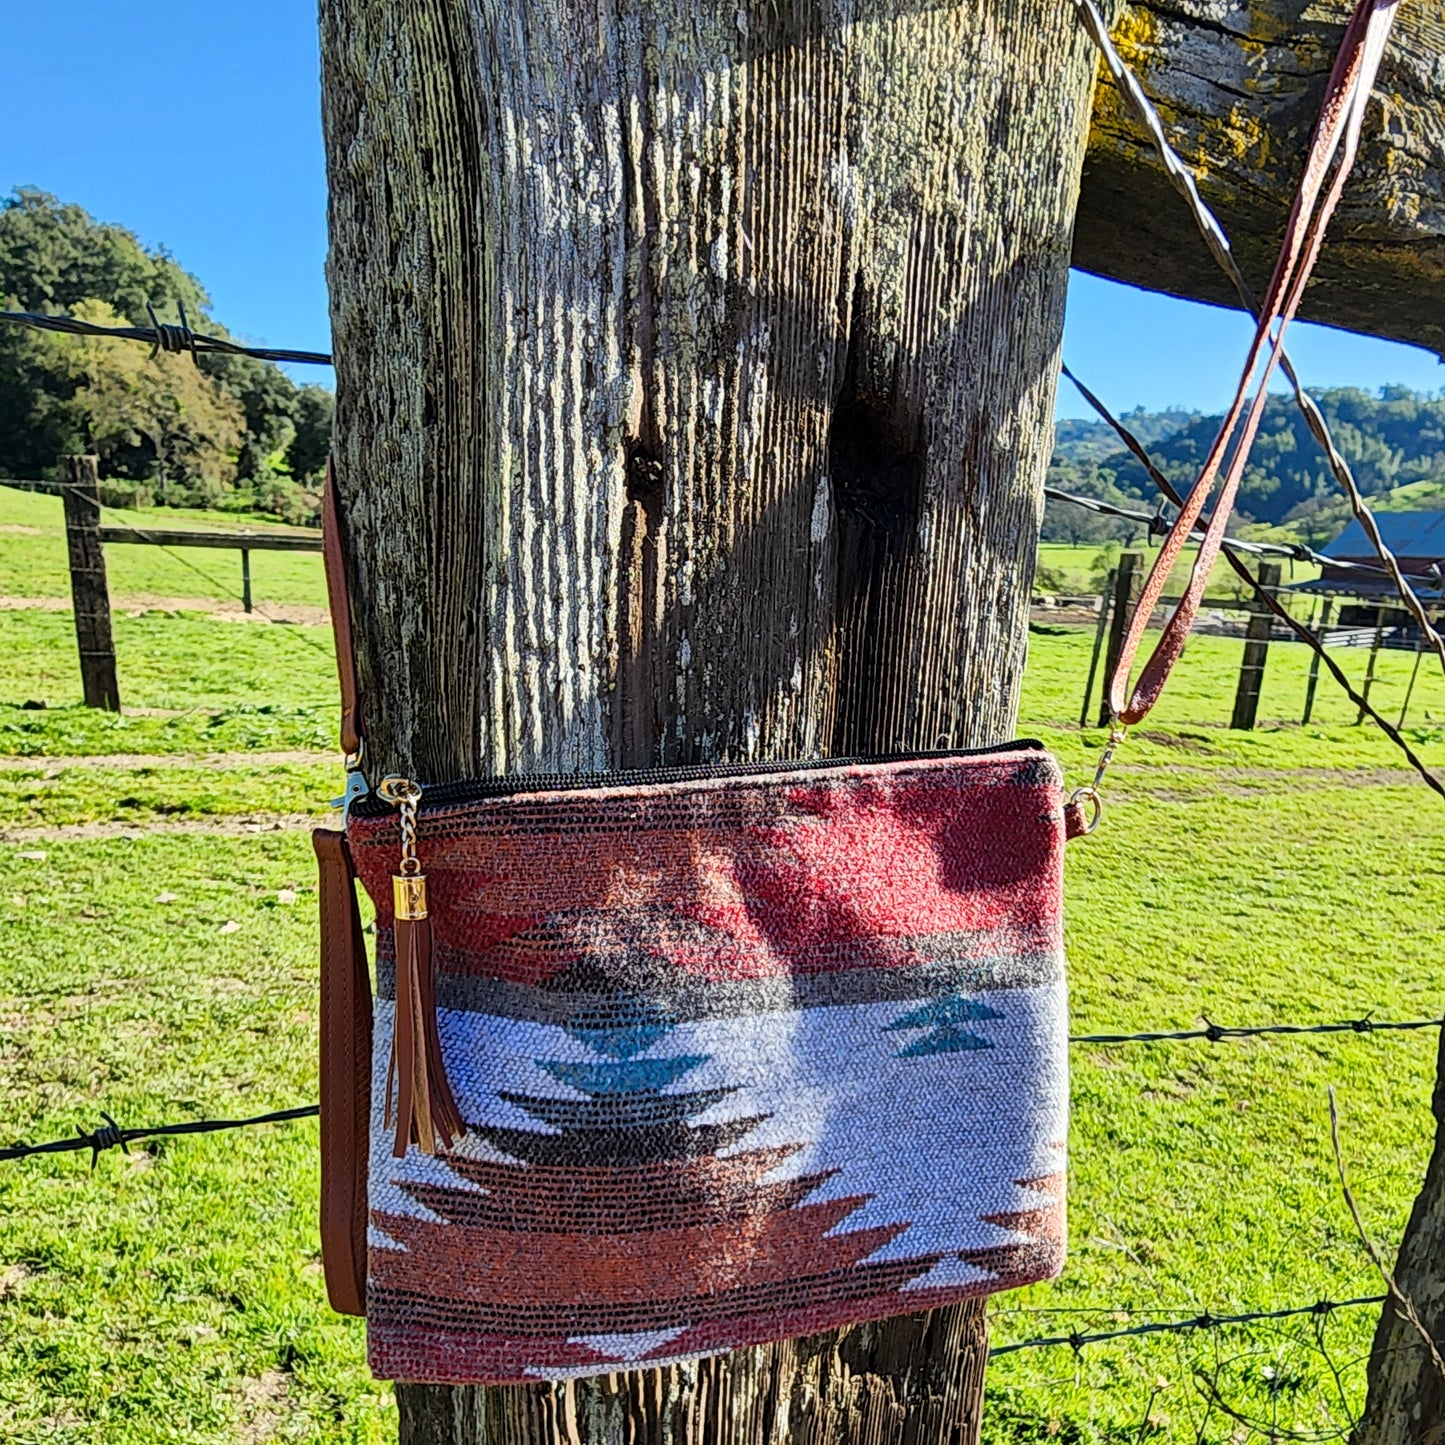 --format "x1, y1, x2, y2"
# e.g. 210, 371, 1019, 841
385, 874, 464, 1158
